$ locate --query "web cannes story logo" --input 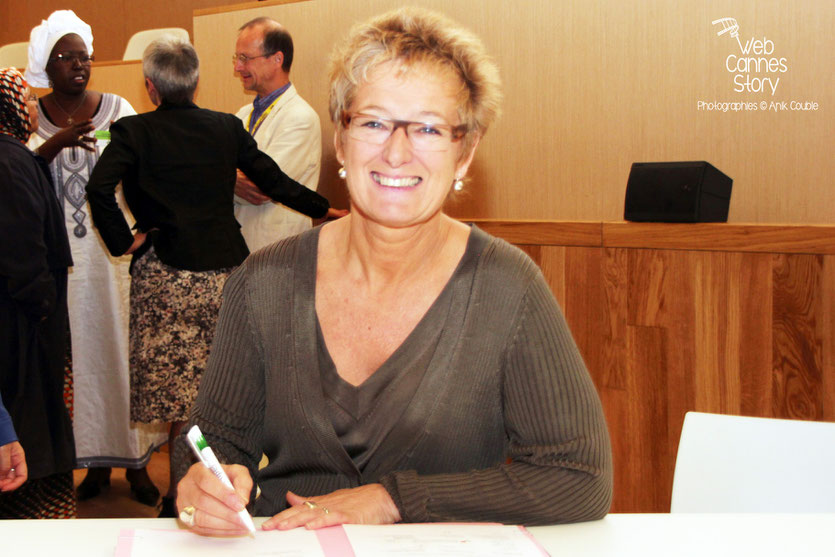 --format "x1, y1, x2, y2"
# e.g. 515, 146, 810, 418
712, 17, 787, 96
